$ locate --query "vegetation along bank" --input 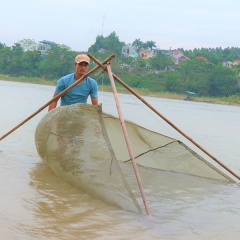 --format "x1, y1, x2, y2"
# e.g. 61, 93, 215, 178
1, 32, 240, 106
